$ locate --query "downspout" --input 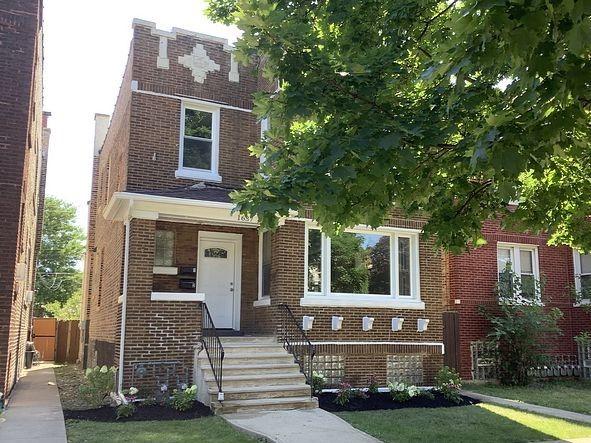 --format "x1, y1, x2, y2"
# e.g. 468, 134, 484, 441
117, 218, 131, 393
